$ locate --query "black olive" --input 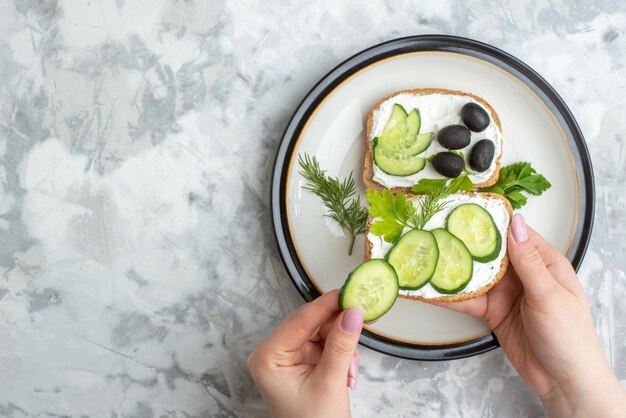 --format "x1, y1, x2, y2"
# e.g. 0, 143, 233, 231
461, 103, 490, 132
469, 140, 495, 172
437, 125, 471, 150
432, 152, 464, 178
